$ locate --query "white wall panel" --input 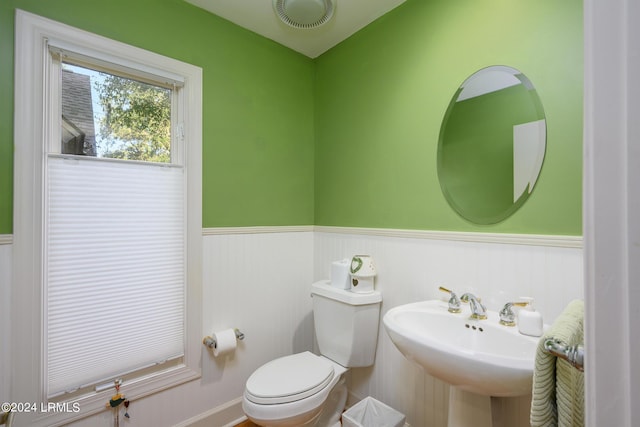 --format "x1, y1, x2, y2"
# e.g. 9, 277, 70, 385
3, 229, 583, 427
313, 231, 583, 427
0, 244, 11, 404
